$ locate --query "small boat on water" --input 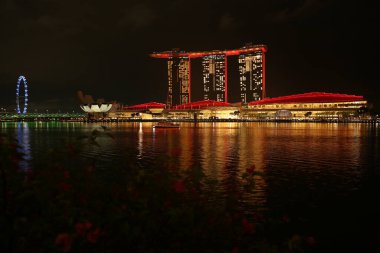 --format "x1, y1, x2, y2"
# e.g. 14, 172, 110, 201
153, 121, 180, 129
